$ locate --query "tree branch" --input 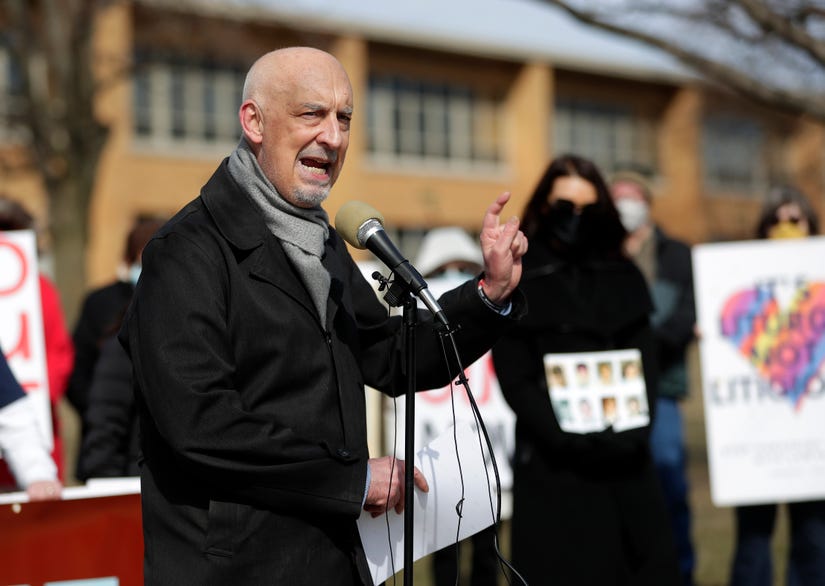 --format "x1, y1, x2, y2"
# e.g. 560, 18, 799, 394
737, 0, 825, 67
538, 0, 825, 123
